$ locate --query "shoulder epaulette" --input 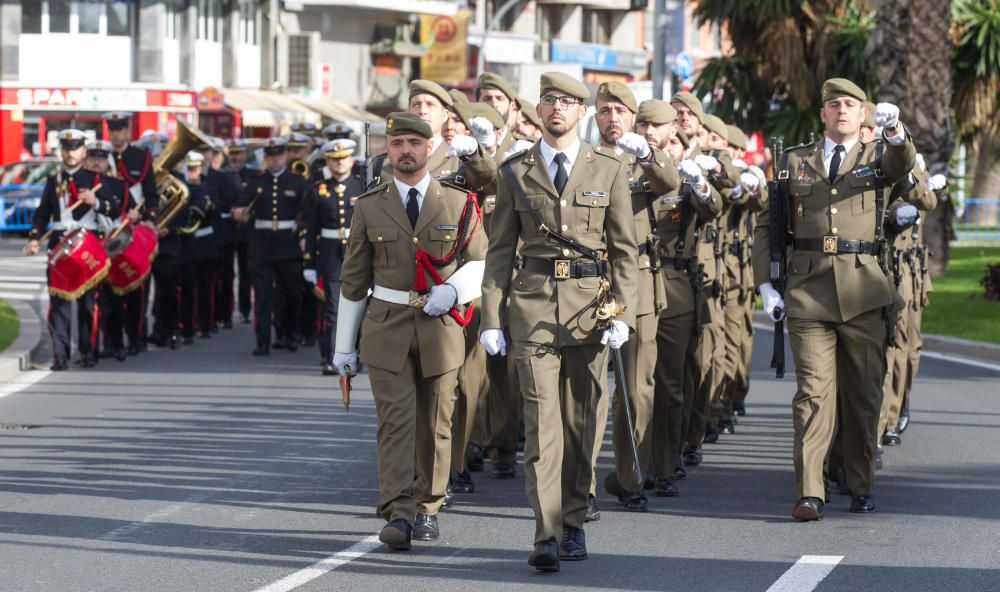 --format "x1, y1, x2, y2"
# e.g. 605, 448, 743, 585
500, 148, 531, 166
782, 140, 817, 153
357, 182, 387, 199
437, 176, 469, 193
592, 144, 622, 161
